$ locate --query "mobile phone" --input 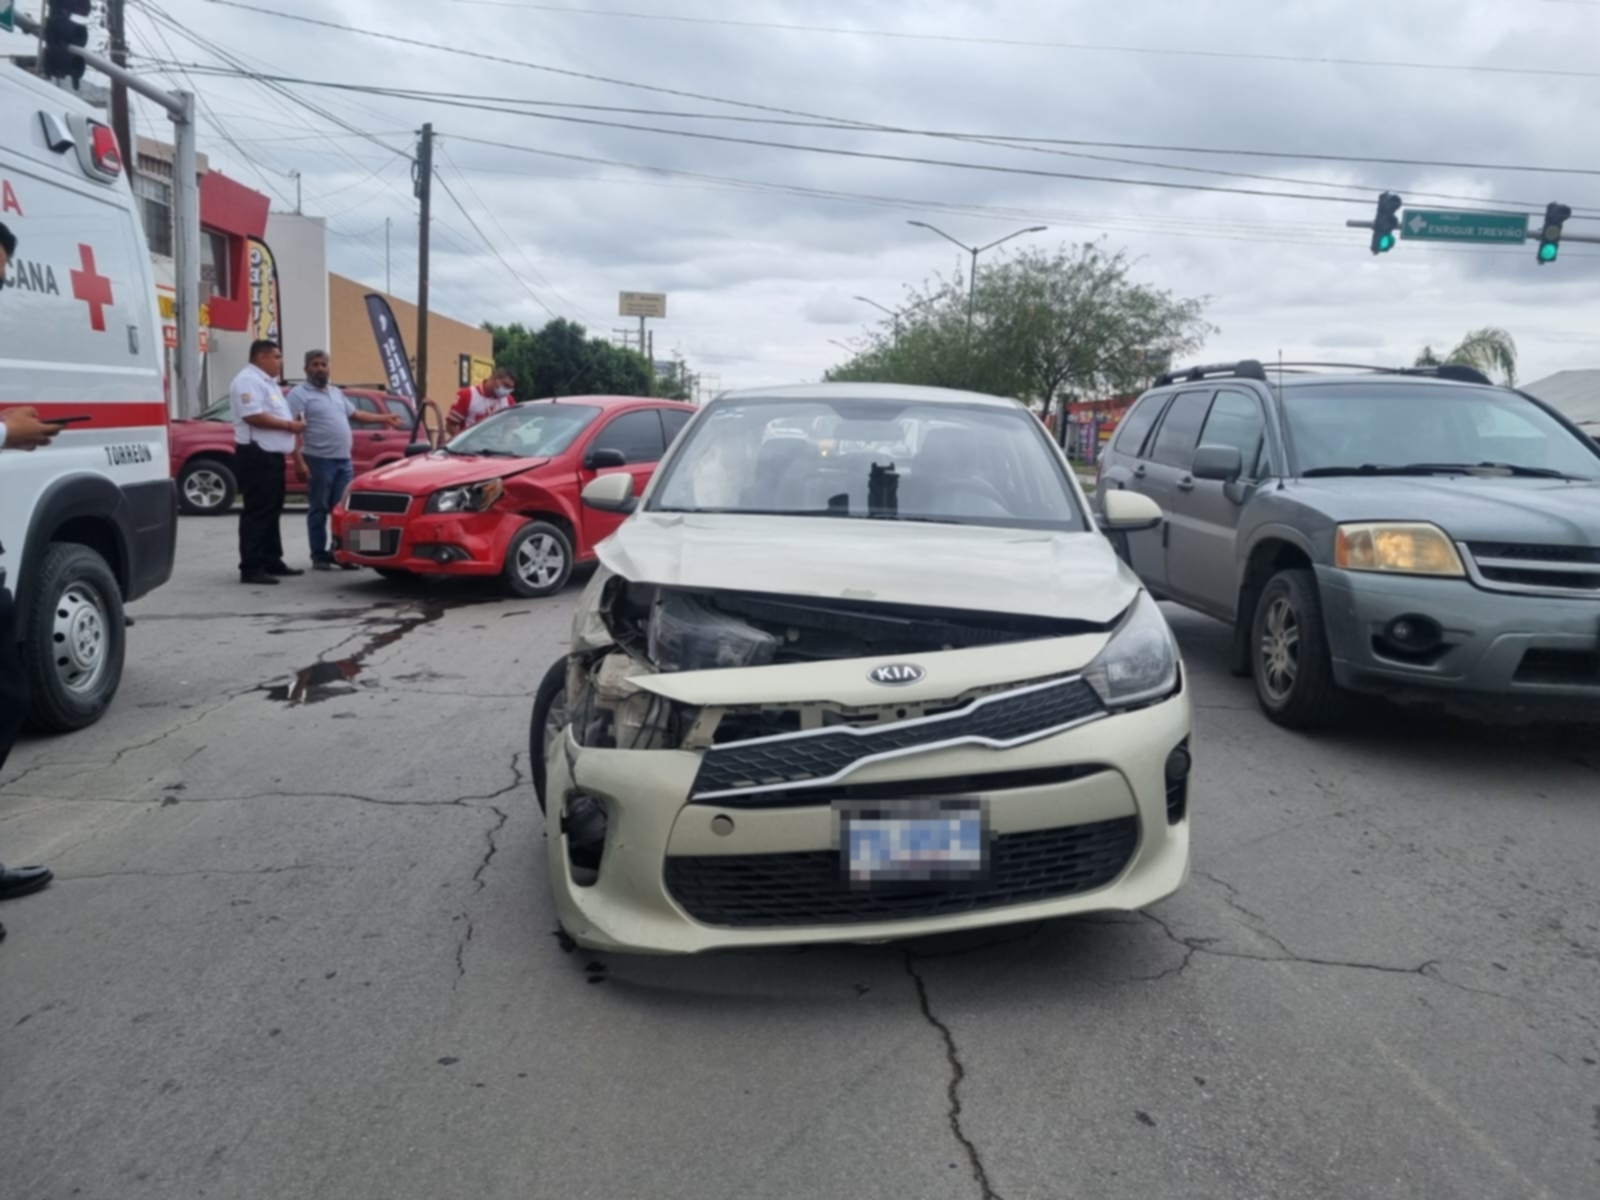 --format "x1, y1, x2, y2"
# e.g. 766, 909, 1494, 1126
43, 415, 93, 425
